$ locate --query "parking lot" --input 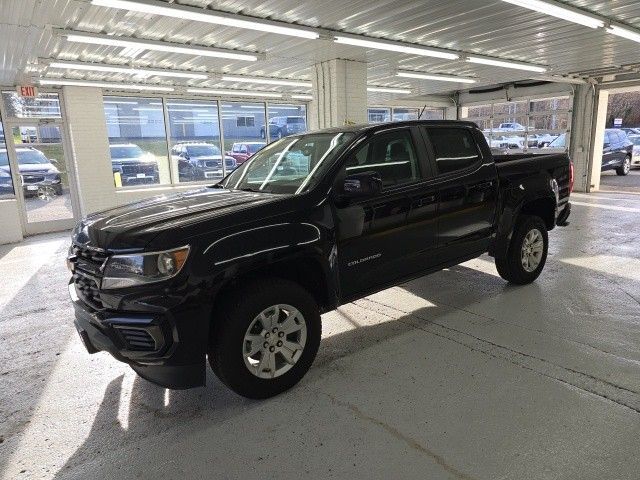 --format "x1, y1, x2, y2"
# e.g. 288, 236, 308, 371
600, 169, 640, 193
2, 191, 639, 480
